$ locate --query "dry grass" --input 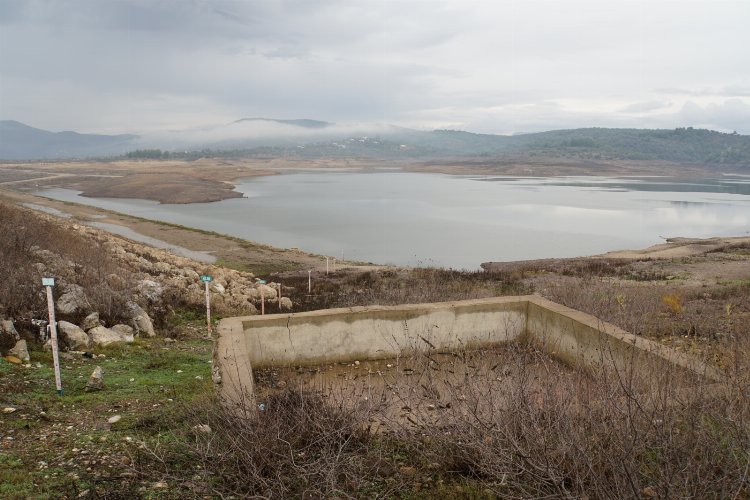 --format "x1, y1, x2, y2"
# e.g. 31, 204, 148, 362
283, 267, 531, 312
0, 202, 138, 326
133, 338, 750, 498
